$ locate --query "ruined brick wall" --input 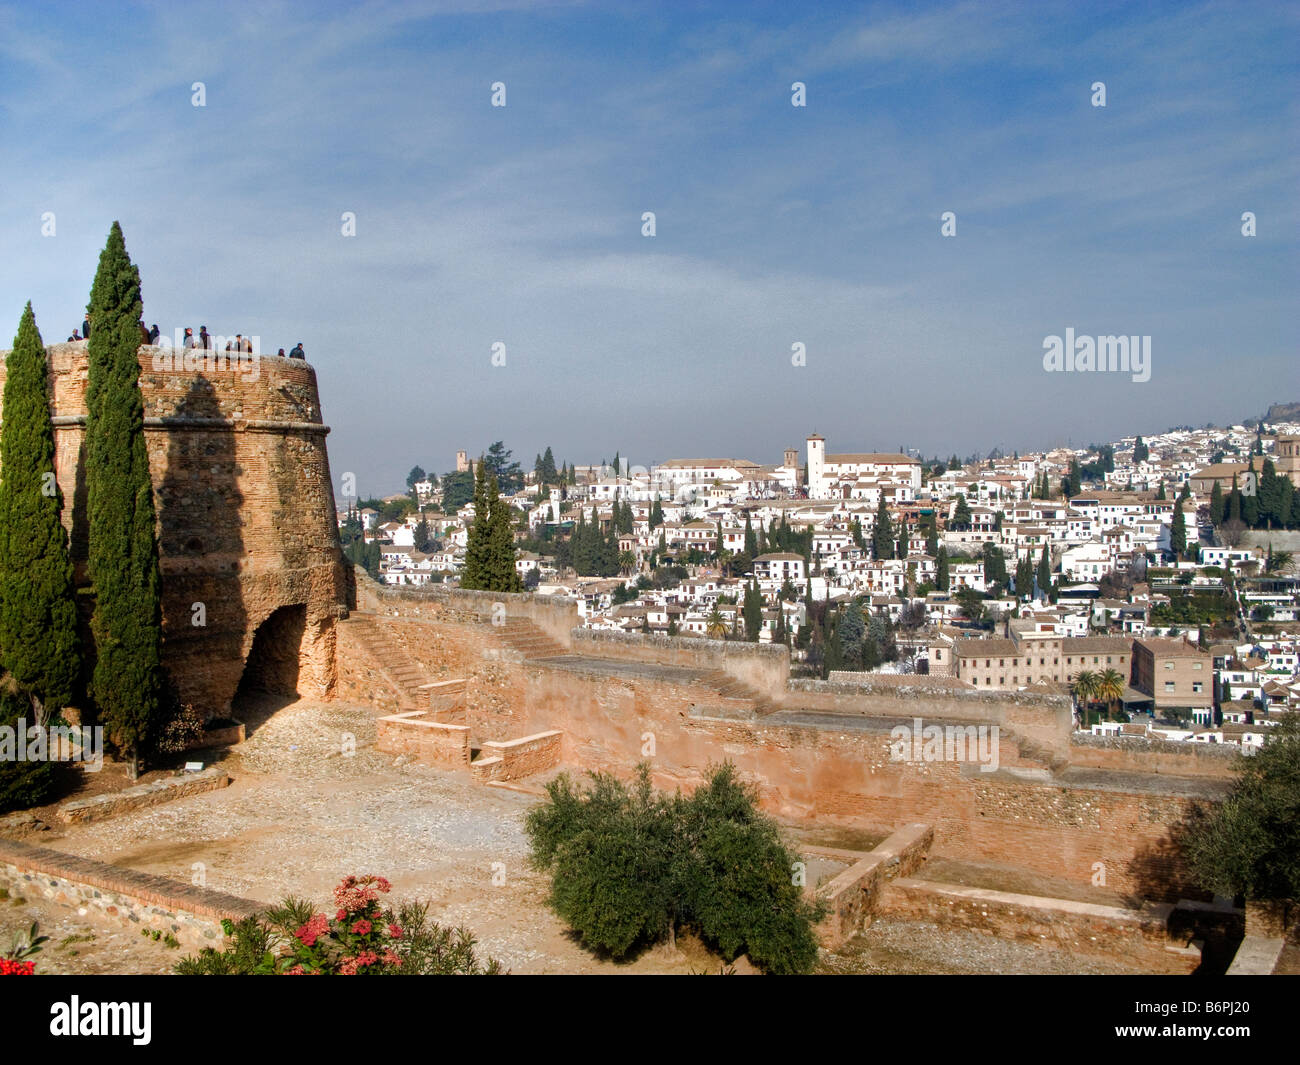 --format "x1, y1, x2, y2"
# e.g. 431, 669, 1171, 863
0, 342, 349, 717
341, 581, 1224, 900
